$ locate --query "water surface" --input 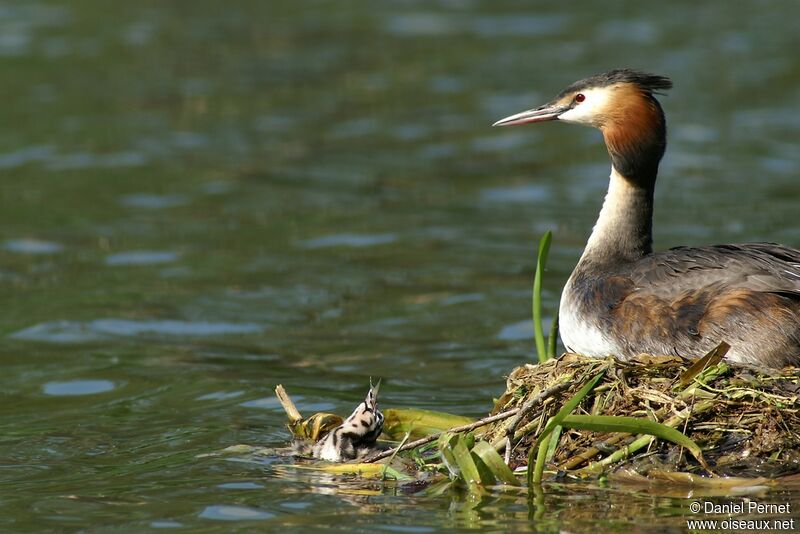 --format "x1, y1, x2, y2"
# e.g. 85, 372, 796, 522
1, 0, 799, 531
